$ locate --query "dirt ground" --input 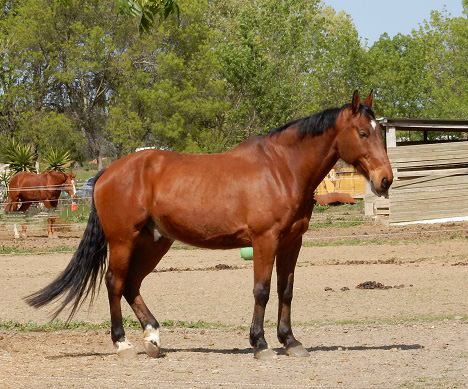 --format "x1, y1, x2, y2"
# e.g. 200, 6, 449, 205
0, 222, 467, 388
